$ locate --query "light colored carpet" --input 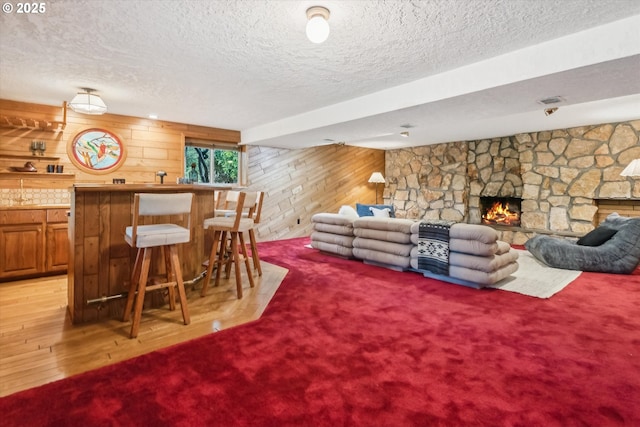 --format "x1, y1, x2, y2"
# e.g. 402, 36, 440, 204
488, 249, 582, 298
